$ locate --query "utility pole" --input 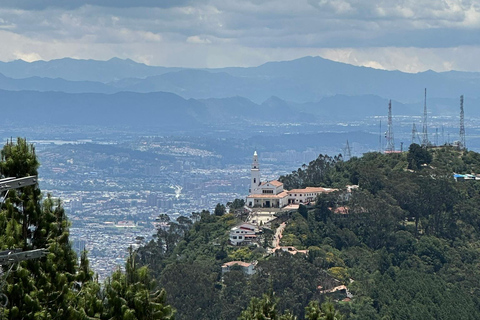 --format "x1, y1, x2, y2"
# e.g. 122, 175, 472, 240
460, 95, 466, 149
385, 100, 395, 152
